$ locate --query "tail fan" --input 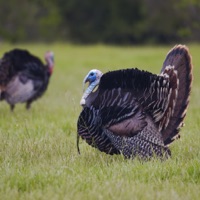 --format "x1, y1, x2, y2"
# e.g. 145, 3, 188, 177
160, 45, 193, 145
